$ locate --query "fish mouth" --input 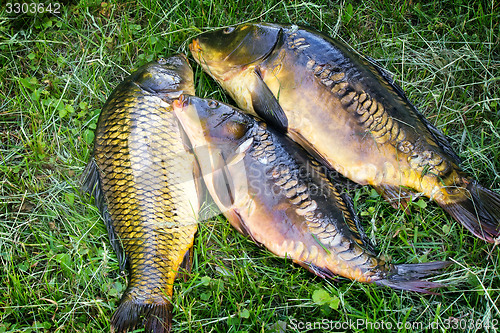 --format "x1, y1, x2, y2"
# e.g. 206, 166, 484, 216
189, 39, 202, 53
173, 95, 199, 142
173, 94, 189, 110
